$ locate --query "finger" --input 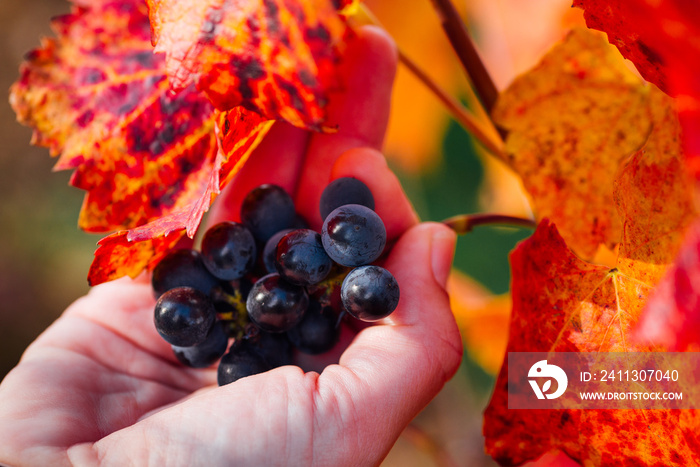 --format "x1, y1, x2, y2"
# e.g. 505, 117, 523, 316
296, 25, 398, 227
43, 279, 215, 389
311, 222, 462, 463
294, 147, 418, 234
206, 24, 397, 229
294, 221, 455, 375
327, 147, 419, 237
206, 121, 309, 226
0, 280, 215, 464
314, 25, 397, 151
69, 366, 319, 465
290, 145, 419, 370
